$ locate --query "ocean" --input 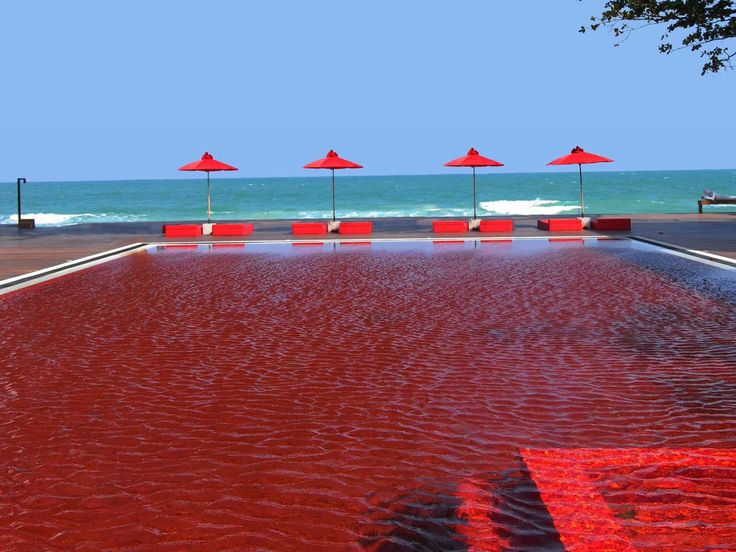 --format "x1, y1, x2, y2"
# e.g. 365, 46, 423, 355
1, 169, 734, 226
